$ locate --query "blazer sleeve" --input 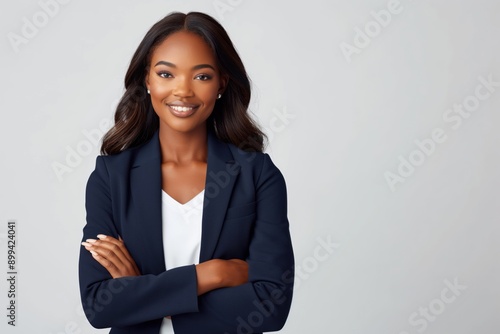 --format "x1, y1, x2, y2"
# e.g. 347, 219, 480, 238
78, 156, 200, 328
172, 153, 295, 334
